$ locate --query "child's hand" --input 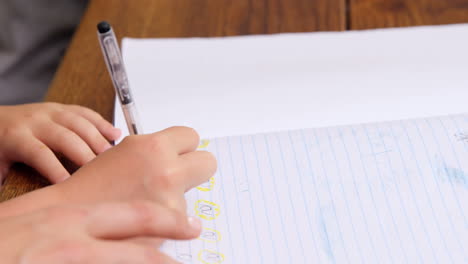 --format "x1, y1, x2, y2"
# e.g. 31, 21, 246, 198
0, 126, 215, 220
58, 126, 217, 213
0, 103, 121, 184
